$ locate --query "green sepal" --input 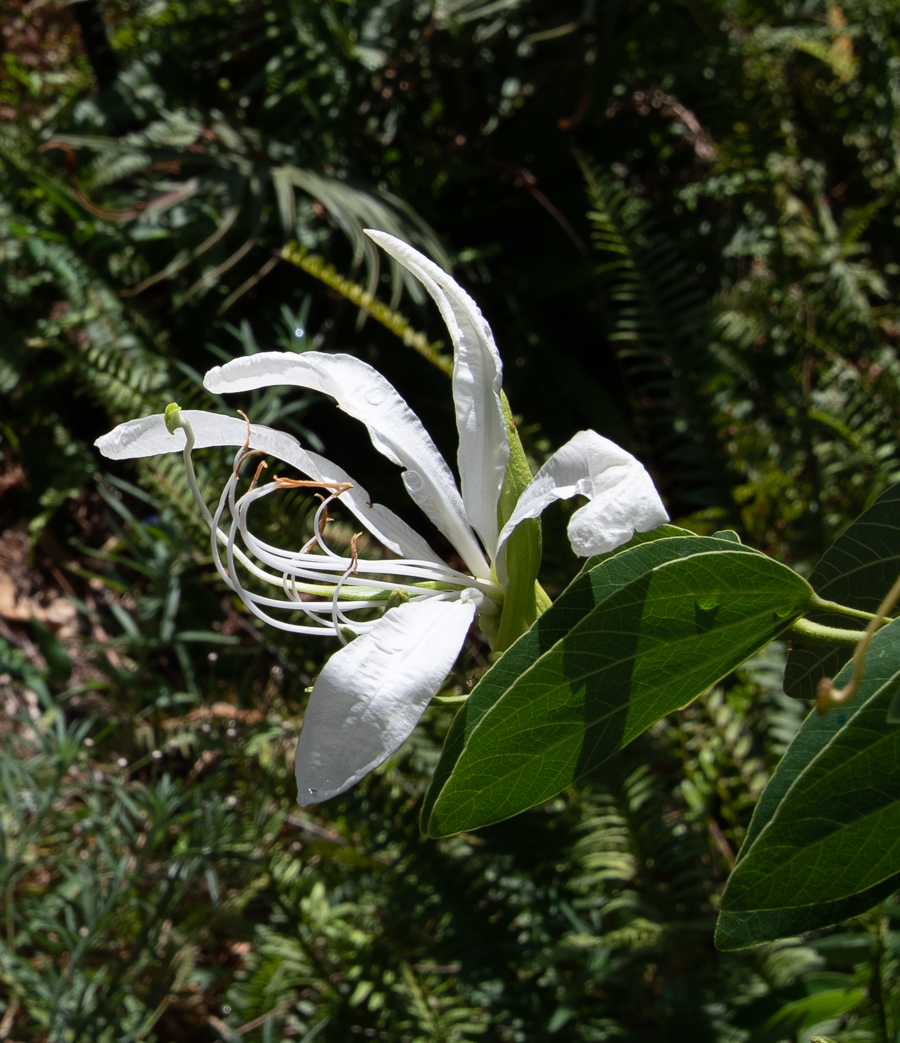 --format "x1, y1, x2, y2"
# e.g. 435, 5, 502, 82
494, 392, 545, 652
386, 589, 411, 610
